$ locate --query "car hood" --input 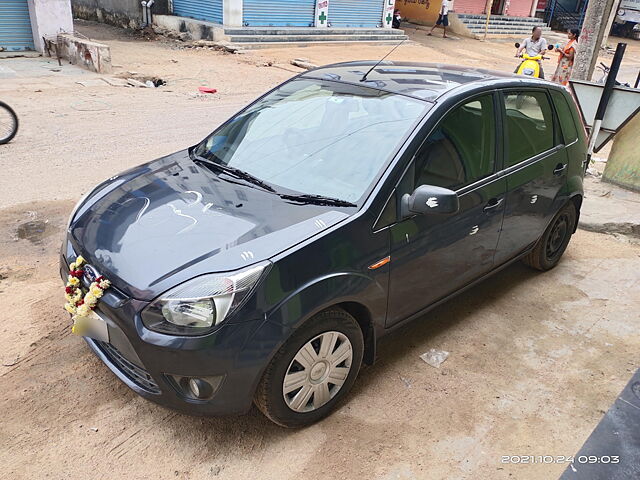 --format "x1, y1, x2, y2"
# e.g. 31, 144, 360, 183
69, 150, 350, 300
